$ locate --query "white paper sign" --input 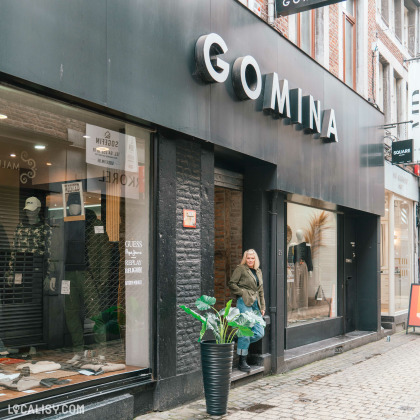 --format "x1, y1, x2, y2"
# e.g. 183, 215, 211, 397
85, 124, 138, 171
14, 273, 22, 285
94, 225, 104, 234
61, 280, 71, 295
